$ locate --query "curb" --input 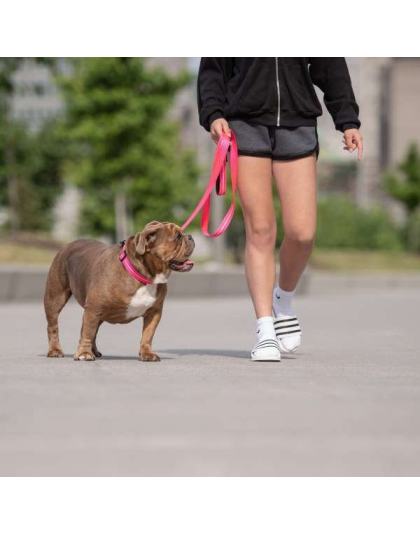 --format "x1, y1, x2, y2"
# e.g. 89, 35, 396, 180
1, 265, 419, 302
0, 265, 309, 302
308, 271, 420, 294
